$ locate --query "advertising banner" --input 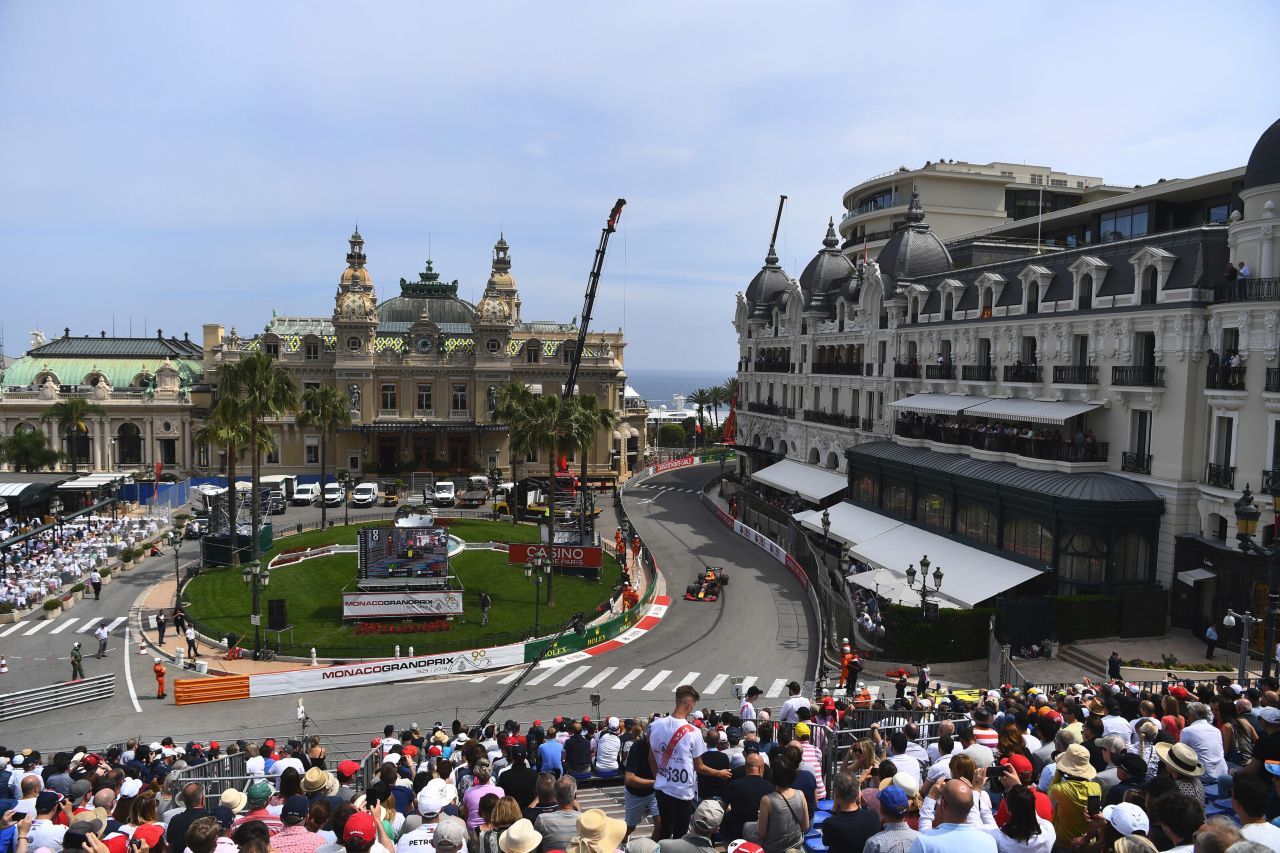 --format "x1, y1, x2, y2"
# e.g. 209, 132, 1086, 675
730, 520, 809, 590
248, 644, 525, 698
654, 456, 695, 474
507, 543, 603, 569
524, 602, 647, 662
341, 590, 464, 619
